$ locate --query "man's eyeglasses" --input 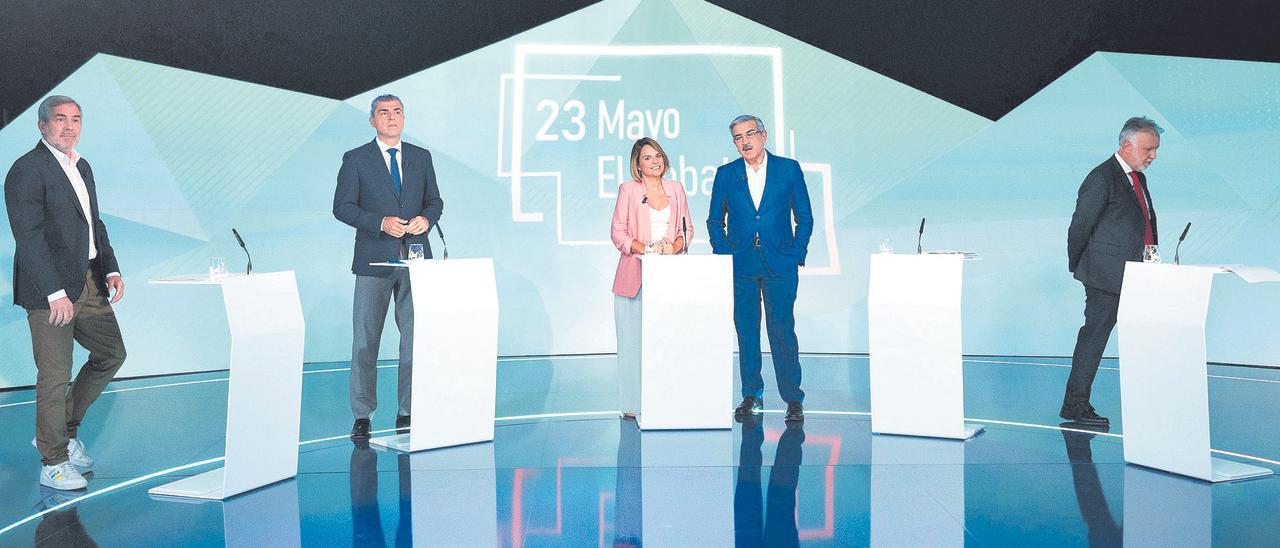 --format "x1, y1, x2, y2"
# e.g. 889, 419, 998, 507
732, 129, 764, 143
